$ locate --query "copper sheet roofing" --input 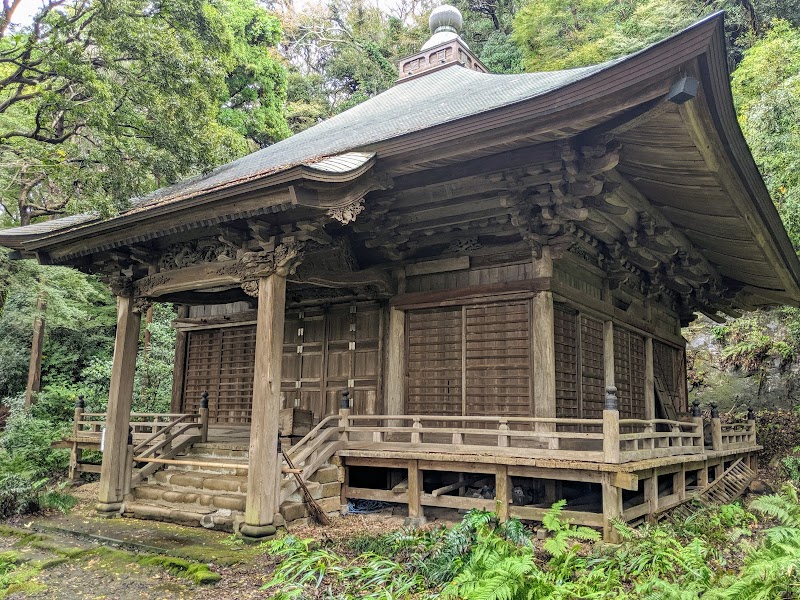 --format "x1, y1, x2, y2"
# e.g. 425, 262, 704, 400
0, 56, 621, 246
